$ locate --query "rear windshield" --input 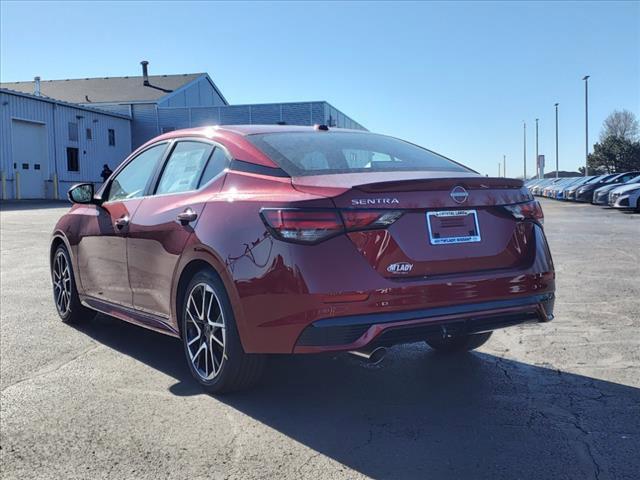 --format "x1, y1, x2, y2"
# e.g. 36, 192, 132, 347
246, 131, 473, 176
